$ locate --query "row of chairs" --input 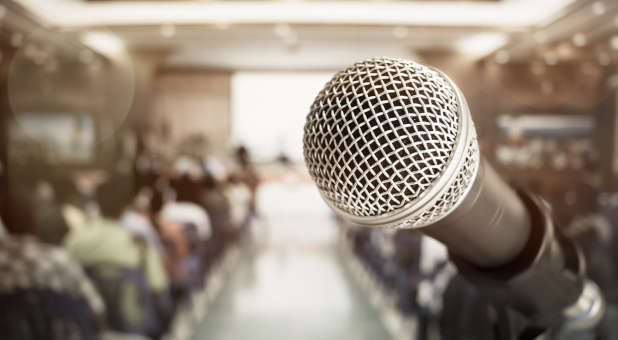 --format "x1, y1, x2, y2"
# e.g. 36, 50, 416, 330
341, 202, 618, 340
0, 165, 255, 340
